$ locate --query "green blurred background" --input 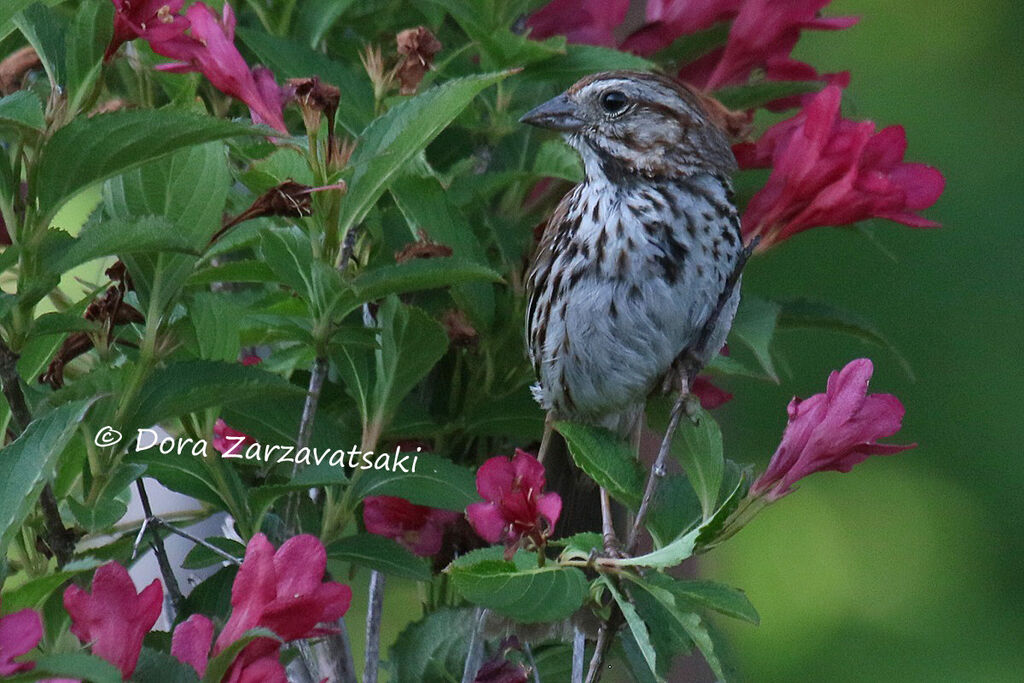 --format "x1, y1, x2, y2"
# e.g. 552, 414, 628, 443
703, 1, 1024, 680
